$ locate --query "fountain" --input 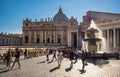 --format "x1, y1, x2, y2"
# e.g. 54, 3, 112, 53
83, 20, 102, 52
